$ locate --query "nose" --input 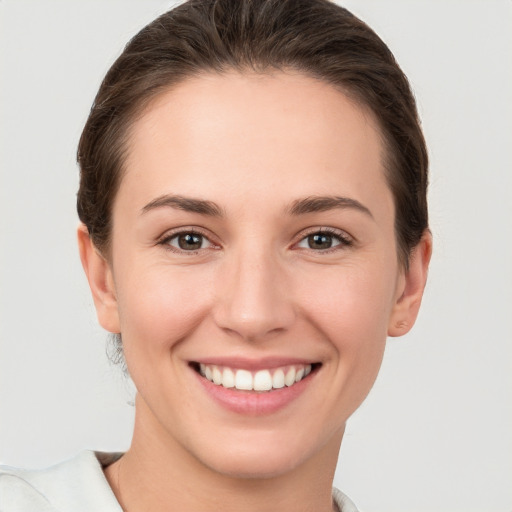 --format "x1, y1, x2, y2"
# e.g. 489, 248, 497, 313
212, 244, 296, 341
